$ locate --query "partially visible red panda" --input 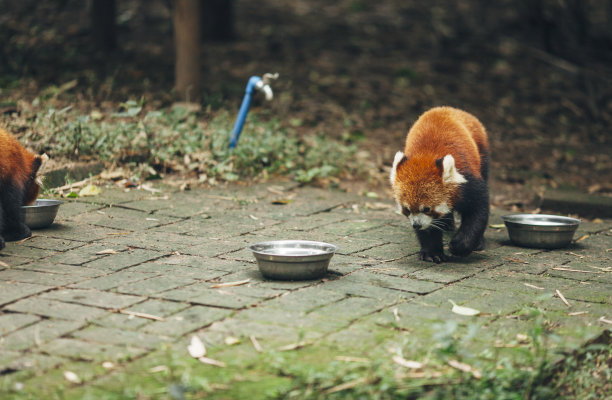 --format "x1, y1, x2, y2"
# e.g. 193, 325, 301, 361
389, 107, 490, 263
0, 128, 46, 250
